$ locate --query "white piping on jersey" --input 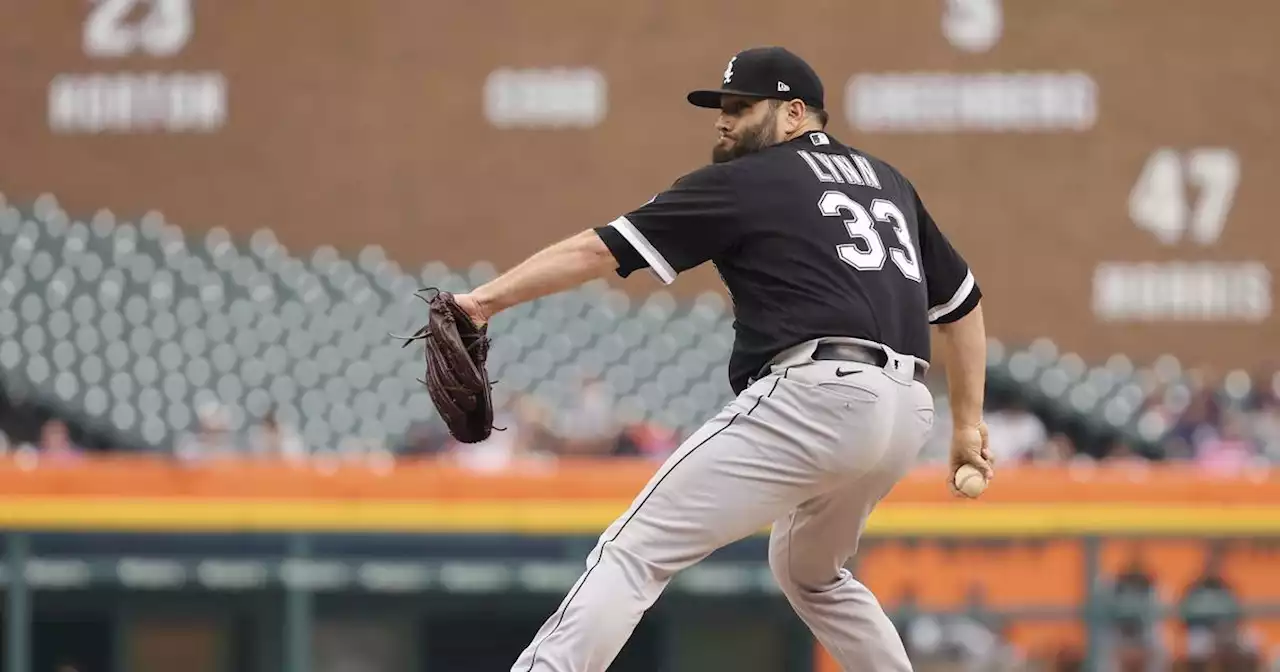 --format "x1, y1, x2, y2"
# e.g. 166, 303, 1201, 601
609, 216, 677, 285
928, 270, 975, 322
